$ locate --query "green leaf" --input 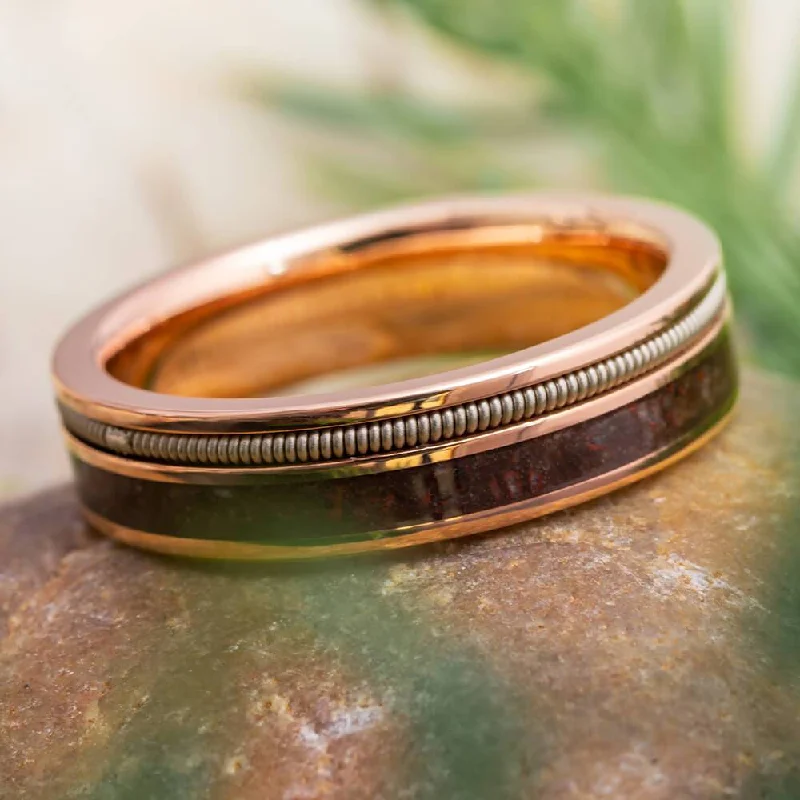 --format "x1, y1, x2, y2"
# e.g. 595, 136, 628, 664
766, 47, 800, 198
299, 152, 432, 208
